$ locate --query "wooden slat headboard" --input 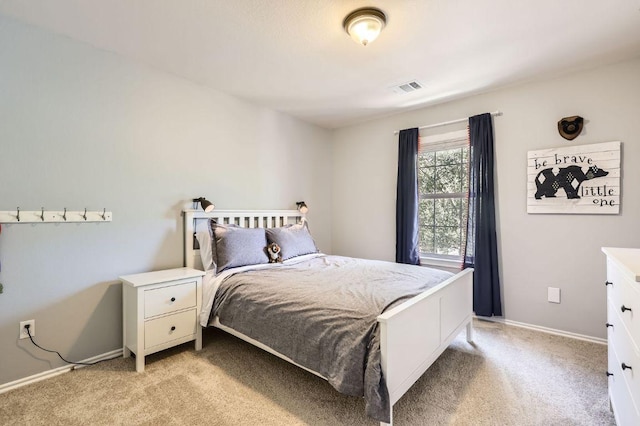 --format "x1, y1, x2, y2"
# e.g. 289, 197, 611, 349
182, 209, 302, 270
